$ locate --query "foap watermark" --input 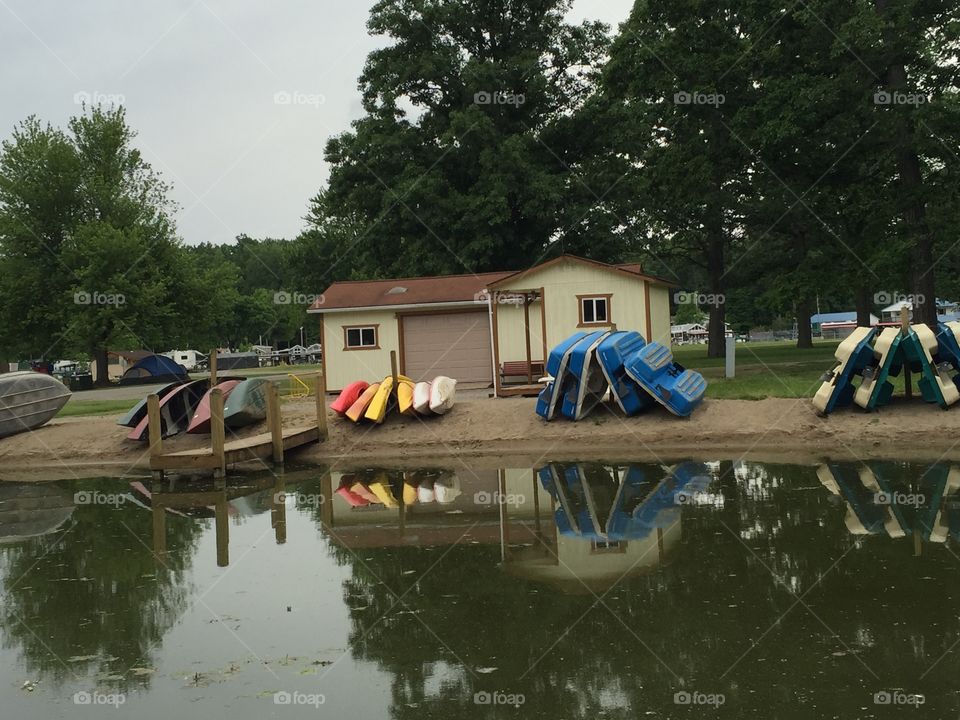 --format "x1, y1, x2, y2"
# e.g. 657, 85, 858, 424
674, 90, 725, 107
274, 491, 325, 507
74, 491, 127, 506
274, 291, 324, 306
474, 691, 525, 707
874, 690, 924, 706
873, 291, 924, 306
474, 290, 524, 306
73, 691, 126, 707
473, 490, 525, 506
273, 691, 326, 708
674, 490, 724, 507
273, 91, 326, 108
73, 90, 125, 106
874, 90, 929, 106
74, 290, 125, 306
674, 690, 725, 707
474, 91, 525, 106
874, 491, 924, 508
674, 291, 724, 308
